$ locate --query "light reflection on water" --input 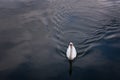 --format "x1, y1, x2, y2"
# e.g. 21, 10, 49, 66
0, 0, 120, 80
